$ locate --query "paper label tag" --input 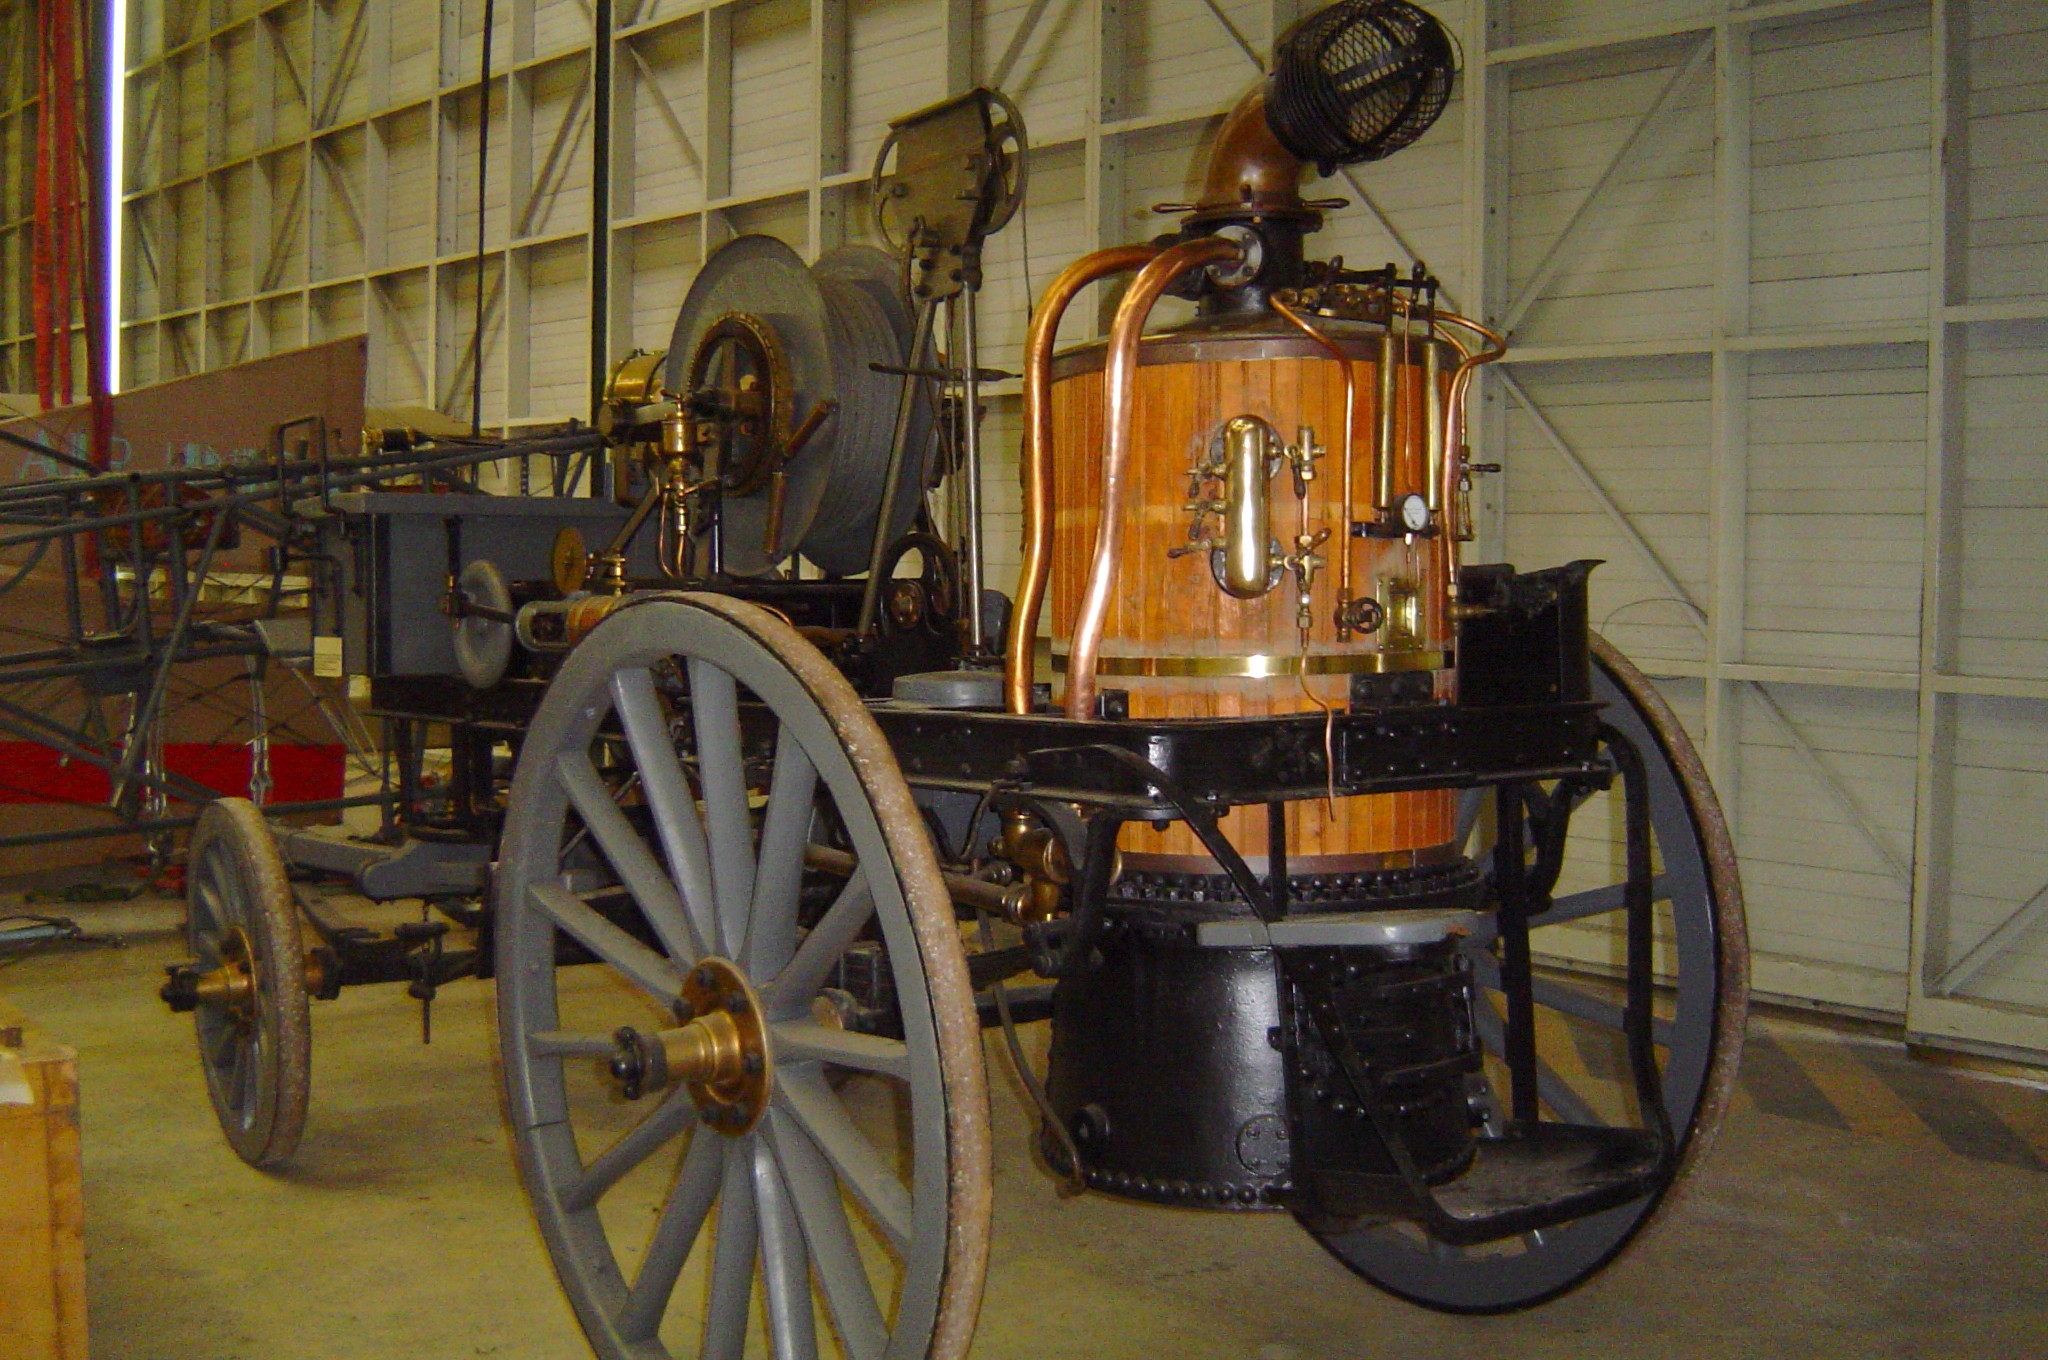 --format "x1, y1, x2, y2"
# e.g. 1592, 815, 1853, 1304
0, 1051, 33, 1106
313, 635, 344, 678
